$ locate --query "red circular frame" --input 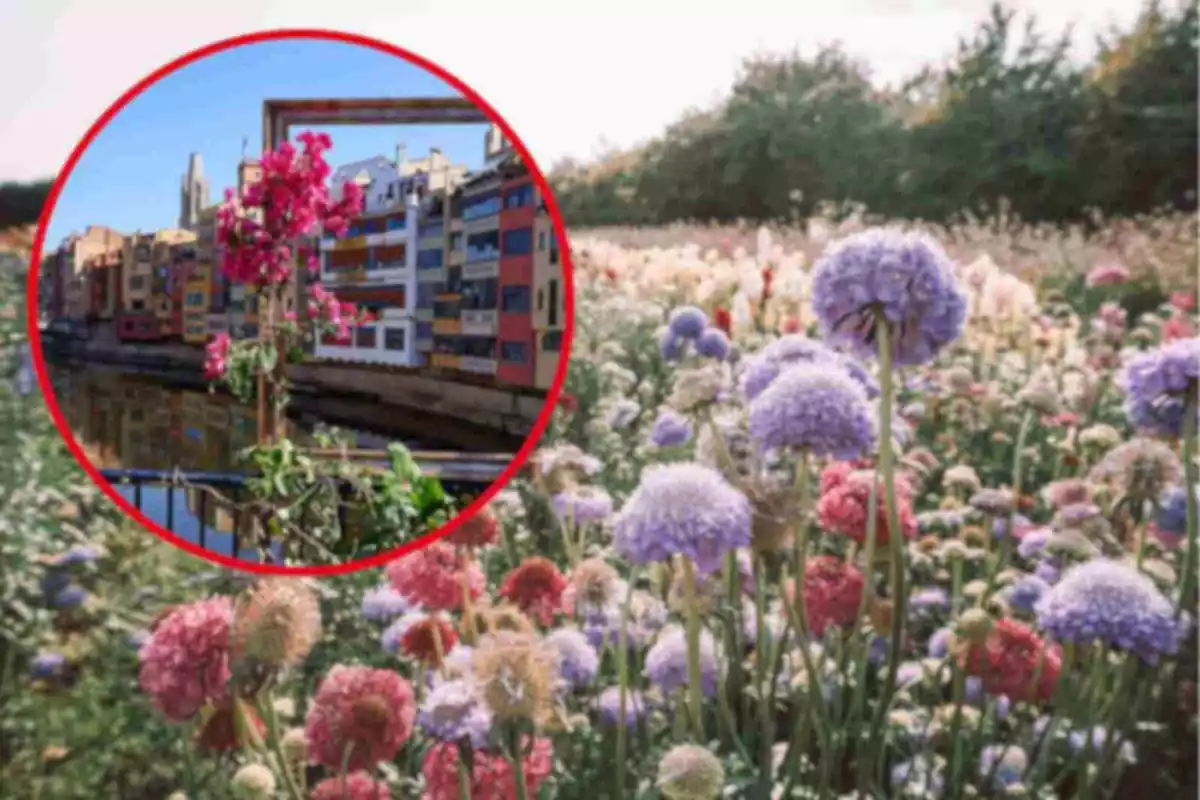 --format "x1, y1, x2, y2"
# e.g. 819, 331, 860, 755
25, 28, 575, 576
